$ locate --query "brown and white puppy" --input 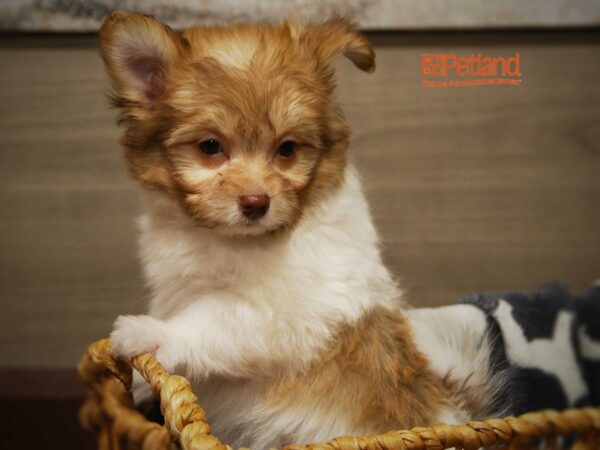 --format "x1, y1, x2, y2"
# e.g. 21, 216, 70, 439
101, 12, 499, 449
